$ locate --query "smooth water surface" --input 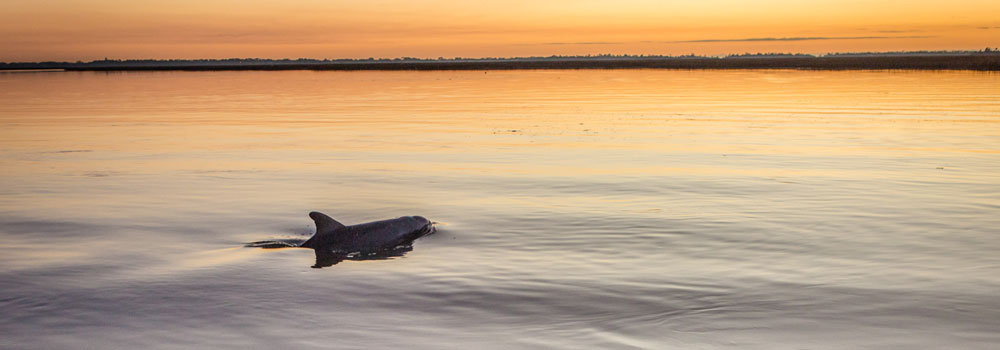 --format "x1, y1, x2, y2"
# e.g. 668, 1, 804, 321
1, 69, 999, 349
